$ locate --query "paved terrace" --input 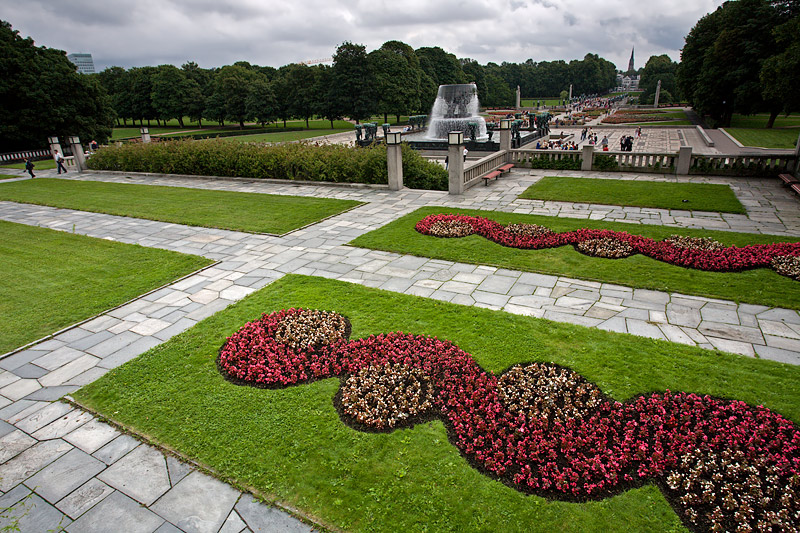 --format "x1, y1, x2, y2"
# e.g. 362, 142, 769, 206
1, 166, 799, 532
